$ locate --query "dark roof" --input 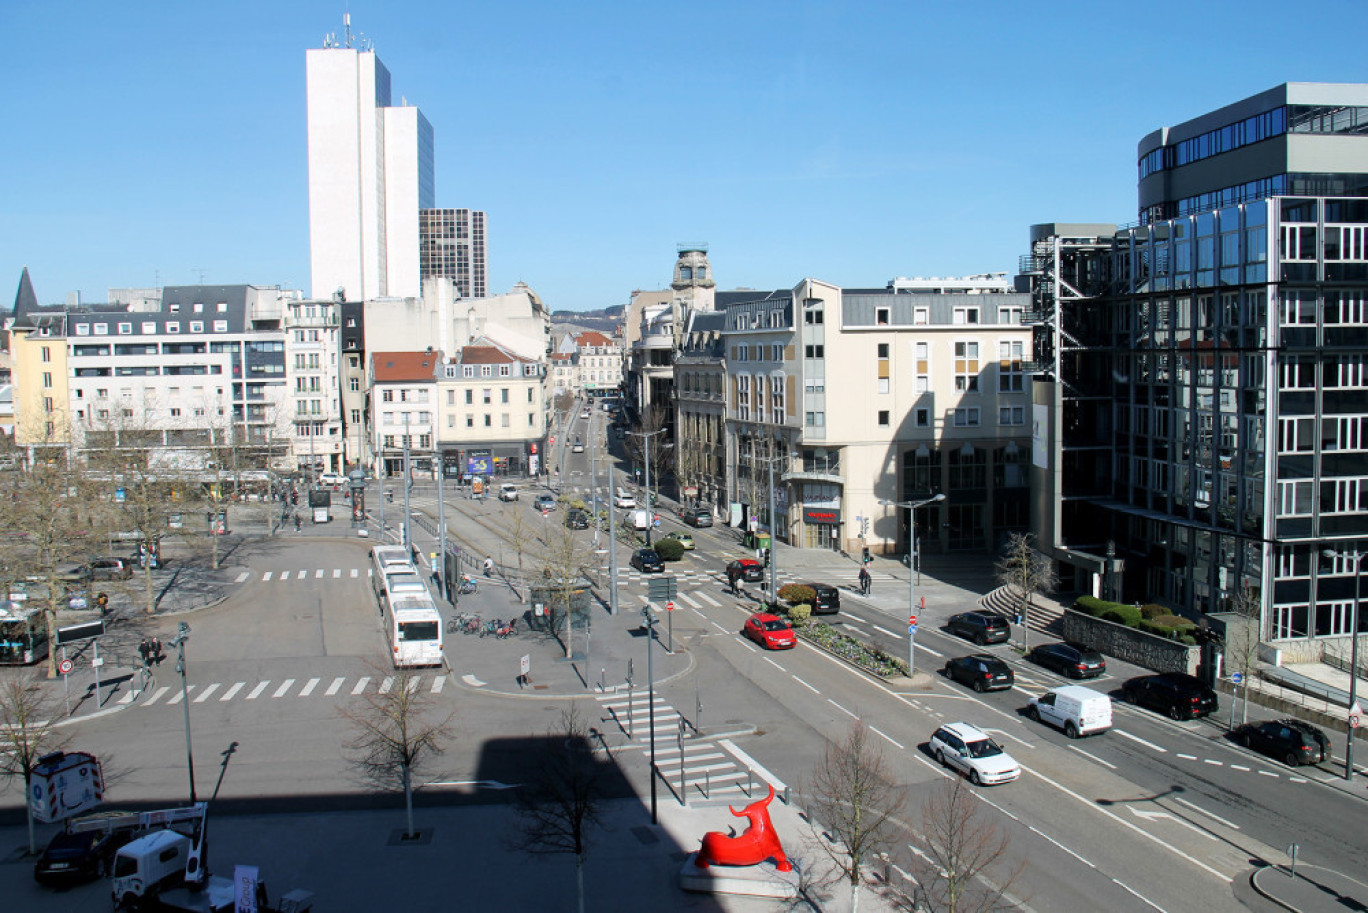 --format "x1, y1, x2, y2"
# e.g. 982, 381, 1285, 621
715, 289, 788, 308
11, 267, 39, 326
